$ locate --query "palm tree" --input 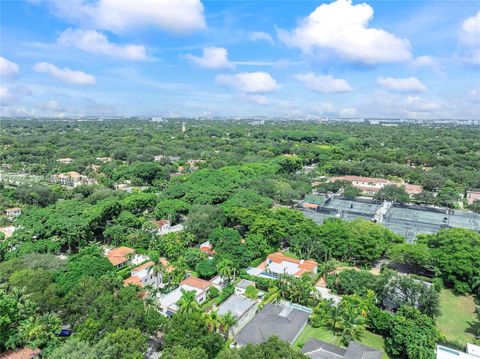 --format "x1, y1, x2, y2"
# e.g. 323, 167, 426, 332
143, 291, 158, 314
177, 289, 200, 314
205, 310, 222, 333
339, 312, 366, 346
148, 255, 167, 290
220, 312, 237, 335
324, 304, 342, 334
217, 259, 233, 282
